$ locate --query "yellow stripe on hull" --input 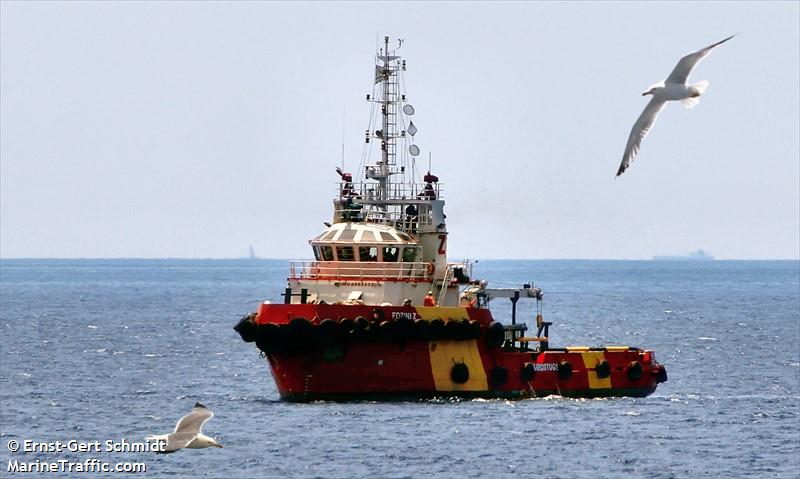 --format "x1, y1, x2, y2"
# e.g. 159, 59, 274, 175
428, 339, 488, 391
580, 351, 612, 389
415, 306, 471, 321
